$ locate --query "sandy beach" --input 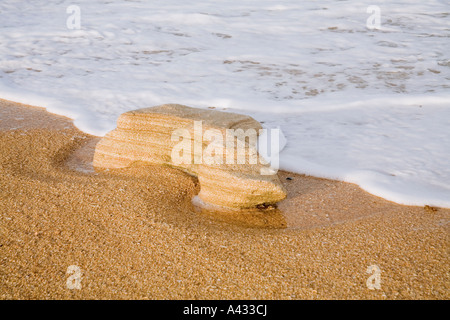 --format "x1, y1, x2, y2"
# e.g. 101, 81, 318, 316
0, 98, 448, 299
